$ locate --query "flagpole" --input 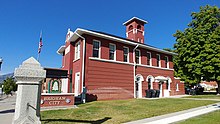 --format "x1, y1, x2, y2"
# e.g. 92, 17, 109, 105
37, 30, 43, 62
